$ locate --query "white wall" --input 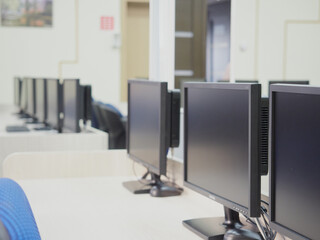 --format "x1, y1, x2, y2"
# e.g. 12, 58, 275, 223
149, 0, 175, 90
232, 0, 320, 96
0, 0, 121, 105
